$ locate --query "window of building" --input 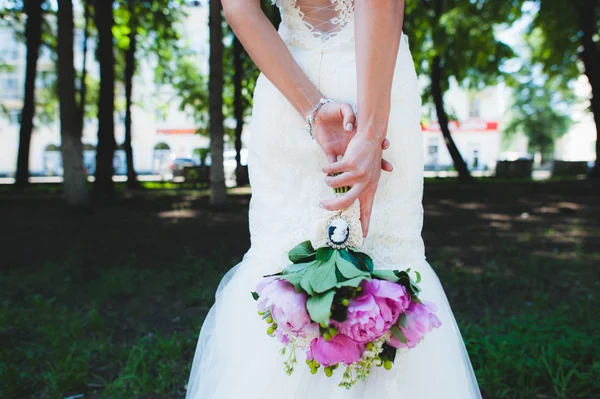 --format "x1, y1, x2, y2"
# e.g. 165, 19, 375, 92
468, 97, 481, 119
9, 110, 21, 125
